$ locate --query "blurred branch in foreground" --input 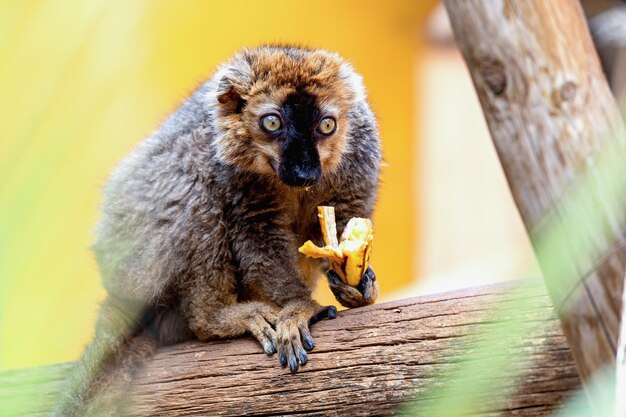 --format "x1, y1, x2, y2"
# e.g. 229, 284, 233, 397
407, 0, 626, 412
445, 0, 626, 385
406, 0, 626, 416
